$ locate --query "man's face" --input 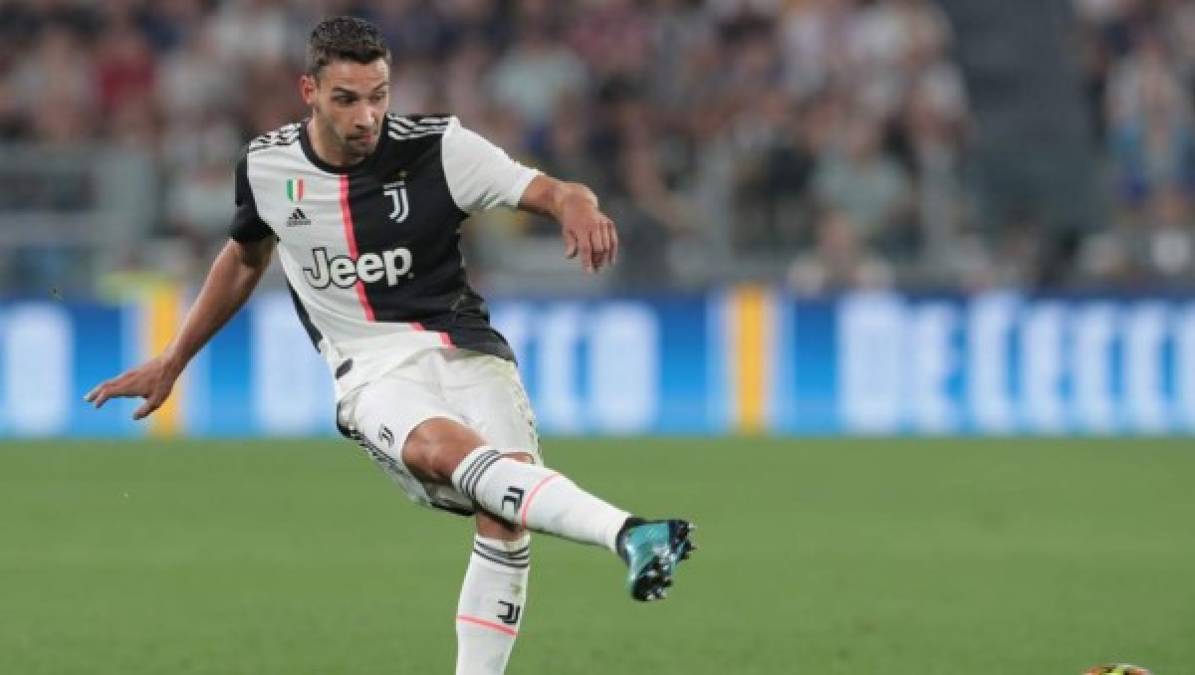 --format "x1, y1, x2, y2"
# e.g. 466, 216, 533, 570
301, 58, 390, 159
